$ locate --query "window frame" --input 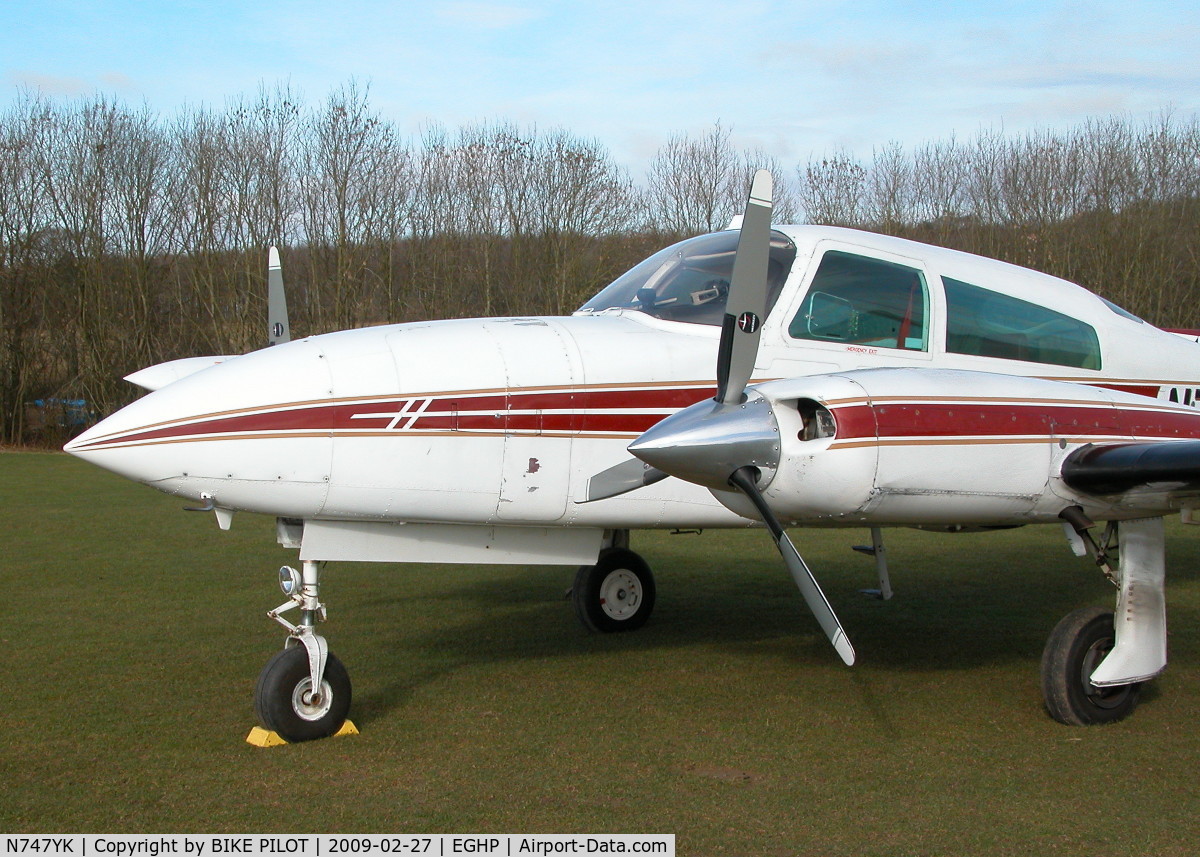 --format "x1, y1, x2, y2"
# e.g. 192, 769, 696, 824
941, 275, 1102, 371
780, 243, 936, 362
576, 230, 797, 328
